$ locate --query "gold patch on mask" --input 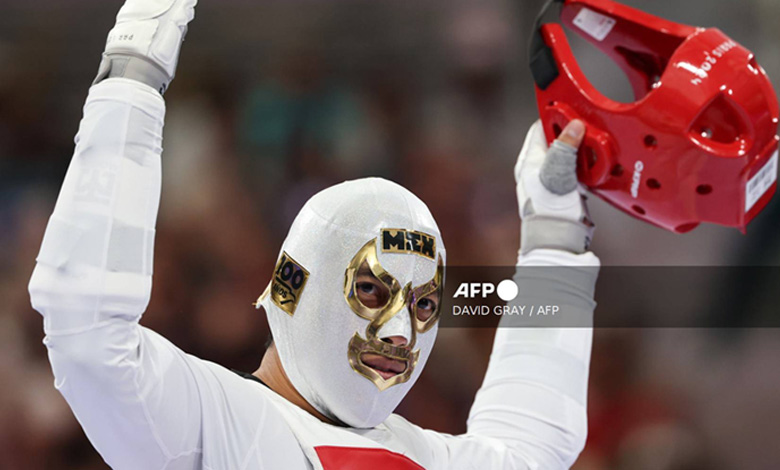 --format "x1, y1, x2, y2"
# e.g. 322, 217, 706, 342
380, 229, 436, 260
270, 252, 309, 316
